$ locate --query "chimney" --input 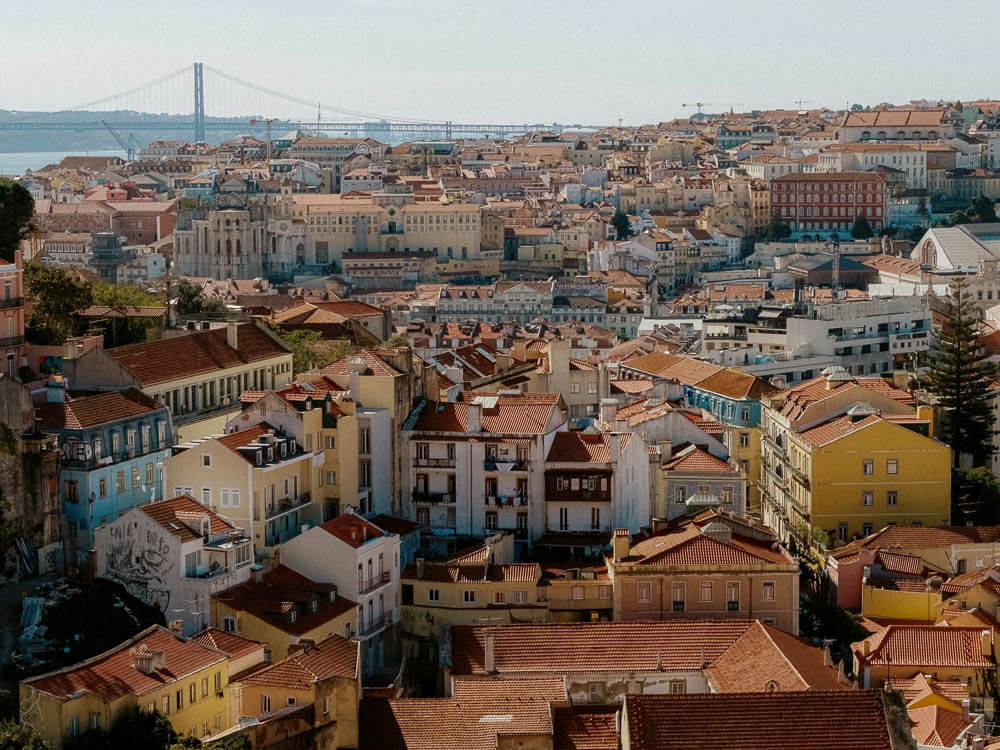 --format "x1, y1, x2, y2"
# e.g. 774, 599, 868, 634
822, 645, 833, 667
168, 619, 183, 635
466, 402, 482, 434
226, 320, 238, 350
349, 369, 361, 404
484, 631, 496, 674
651, 518, 669, 534
962, 698, 971, 723
599, 398, 617, 425
416, 557, 425, 578
45, 374, 67, 403
982, 629, 992, 658
612, 528, 630, 562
